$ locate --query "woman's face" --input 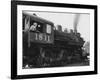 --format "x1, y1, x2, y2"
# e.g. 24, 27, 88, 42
33, 22, 37, 26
